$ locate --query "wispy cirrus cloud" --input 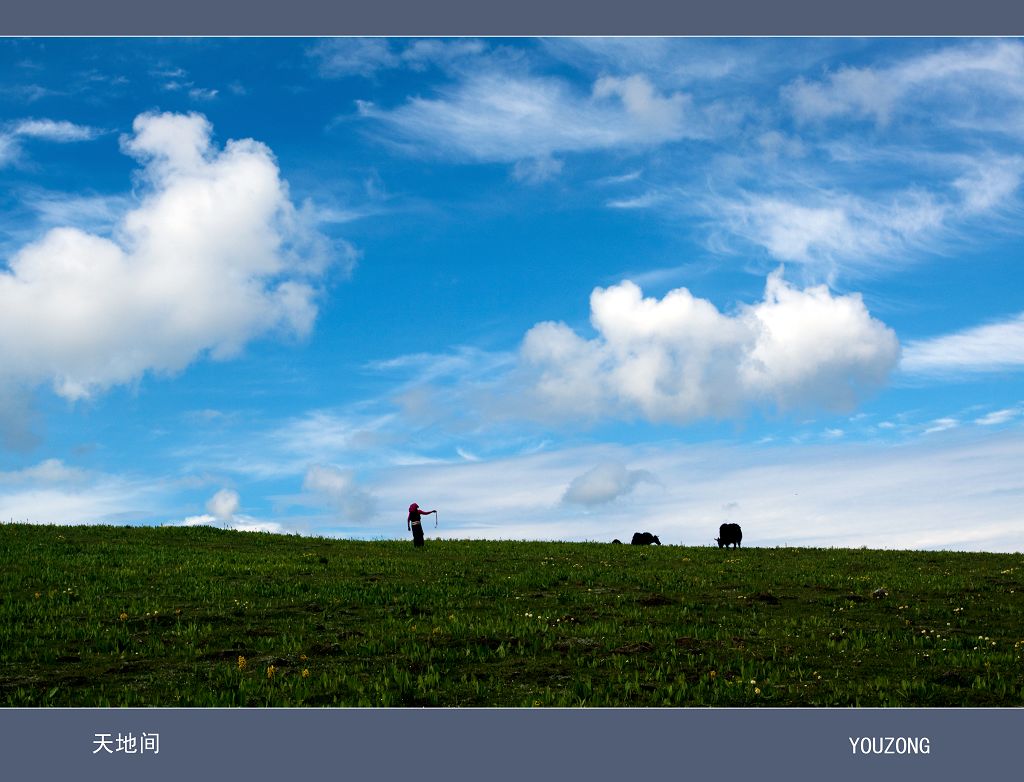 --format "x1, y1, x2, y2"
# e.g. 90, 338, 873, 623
511, 155, 564, 184
11, 118, 102, 142
0, 117, 102, 168
700, 149, 1024, 282
310, 38, 487, 78
539, 37, 796, 94
709, 188, 946, 279
901, 312, 1024, 376
577, 41, 1024, 282
153, 65, 219, 102
0, 133, 20, 167
357, 71, 721, 163
606, 190, 667, 210
783, 39, 1024, 130
975, 407, 1022, 426
923, 417, 960, 435
0, 459, 168, 525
